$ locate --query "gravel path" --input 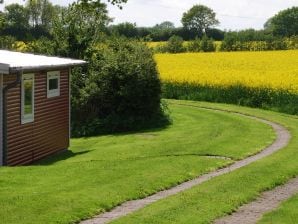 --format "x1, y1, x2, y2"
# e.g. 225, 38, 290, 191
81, 106, 291, 224
214, 177, 298, 224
